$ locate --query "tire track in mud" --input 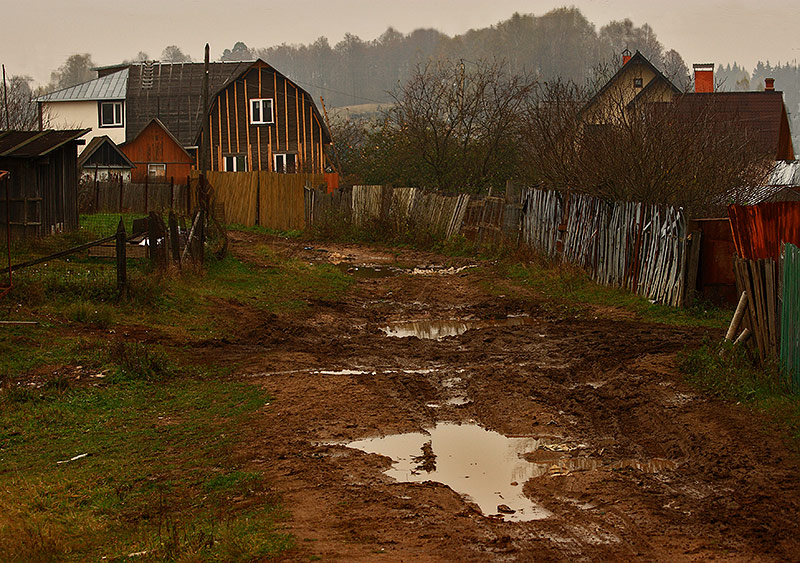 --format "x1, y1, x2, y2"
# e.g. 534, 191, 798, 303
224, 235, 800, 561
